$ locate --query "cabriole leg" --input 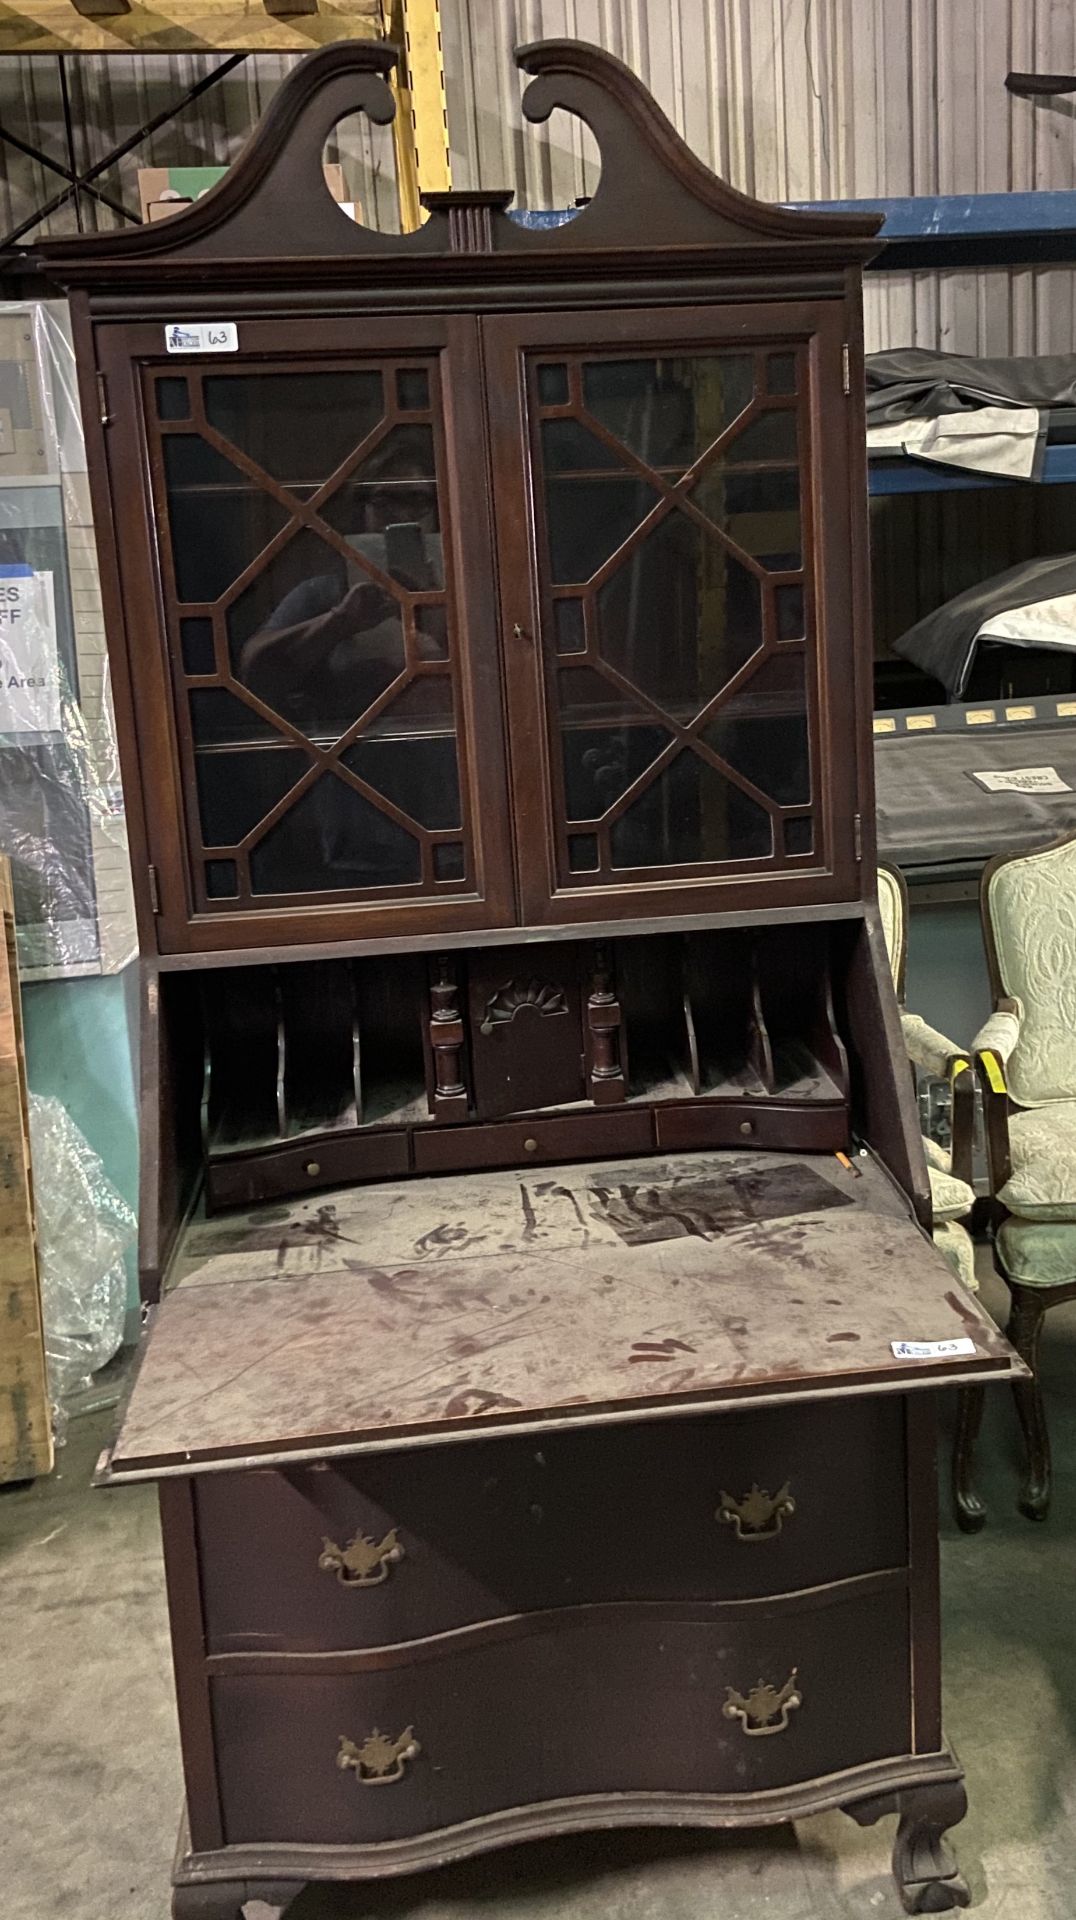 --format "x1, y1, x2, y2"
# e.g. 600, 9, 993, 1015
1006, 1283, 1051, 1521
952, 1385, 986, 1533
844, 1778, 969, 1914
